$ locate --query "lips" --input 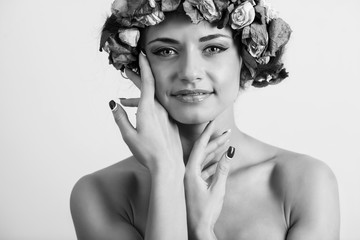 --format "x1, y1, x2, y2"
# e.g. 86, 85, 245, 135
172, 89, 214, 103
172, 89, 213, 96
